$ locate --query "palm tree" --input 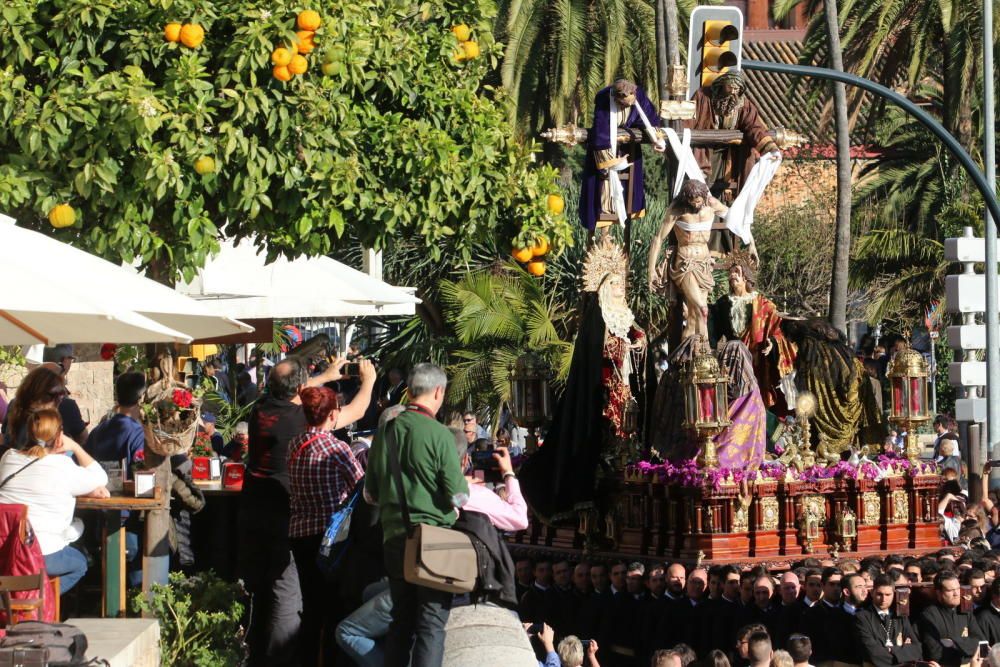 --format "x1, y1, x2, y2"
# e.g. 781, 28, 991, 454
496, 0, 700, 136
774, 0, 996, 149
440, 264, 574, 411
